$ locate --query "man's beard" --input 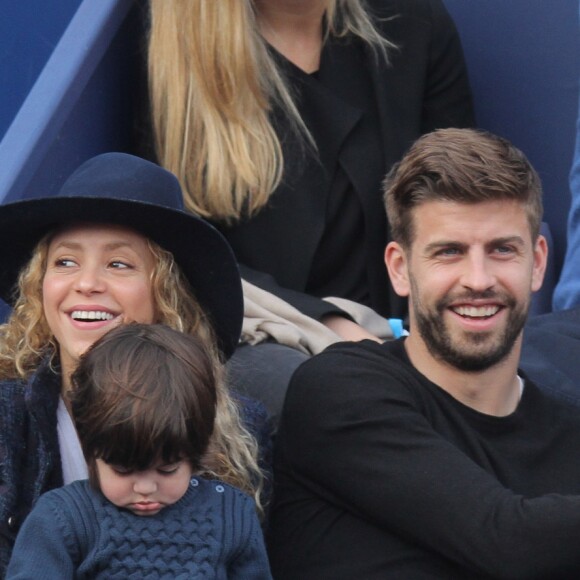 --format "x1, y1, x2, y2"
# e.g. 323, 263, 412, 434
410, 277, 529, 372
